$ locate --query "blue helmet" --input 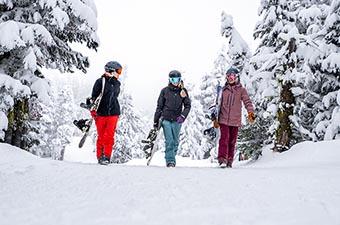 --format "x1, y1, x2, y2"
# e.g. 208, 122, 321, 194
169, 70, 181, 78
104, 61, 122, 72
